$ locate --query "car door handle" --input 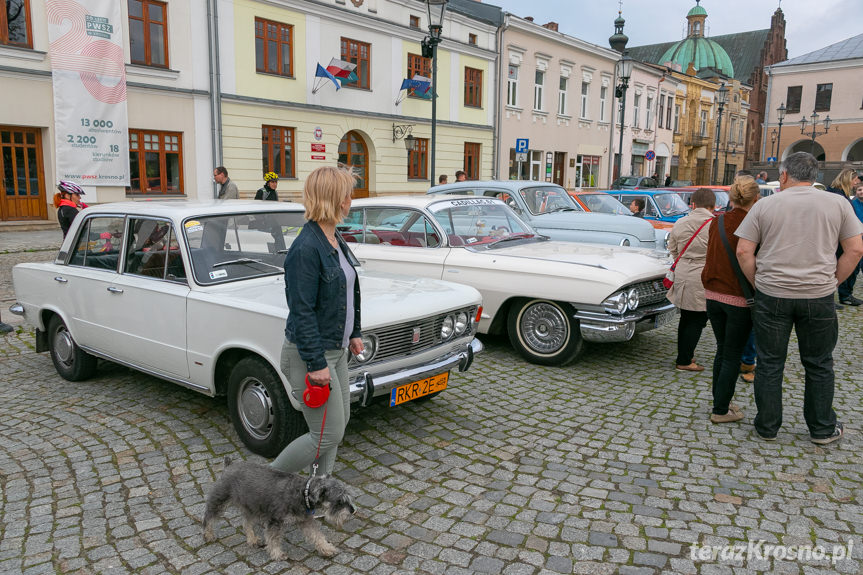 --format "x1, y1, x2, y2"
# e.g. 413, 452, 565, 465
53, 276, 68, 283
107, 287, 124, 294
